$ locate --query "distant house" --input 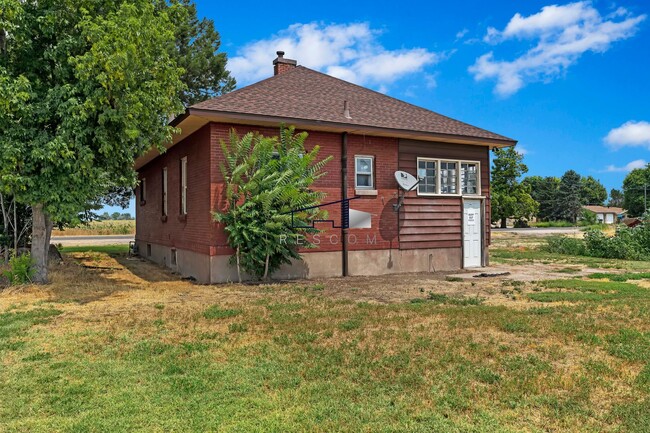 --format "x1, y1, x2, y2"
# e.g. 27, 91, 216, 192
582, 206, 625, 224
134, 52, 516, 283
